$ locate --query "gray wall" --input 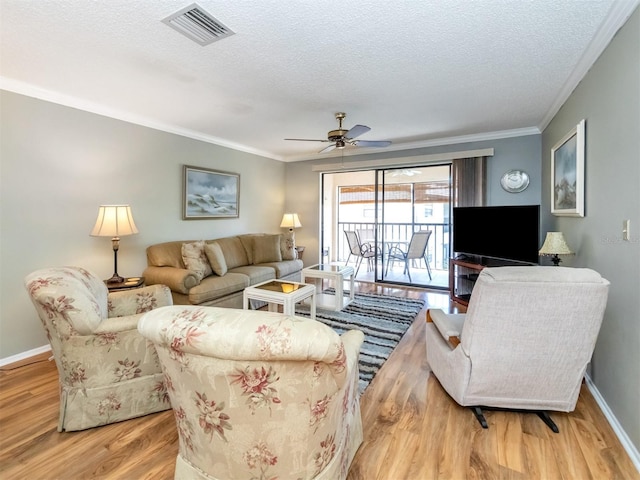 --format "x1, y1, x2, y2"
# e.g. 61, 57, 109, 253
541, 6, 640, 450
0, 90, 285, 358
284, 135, 542, 267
